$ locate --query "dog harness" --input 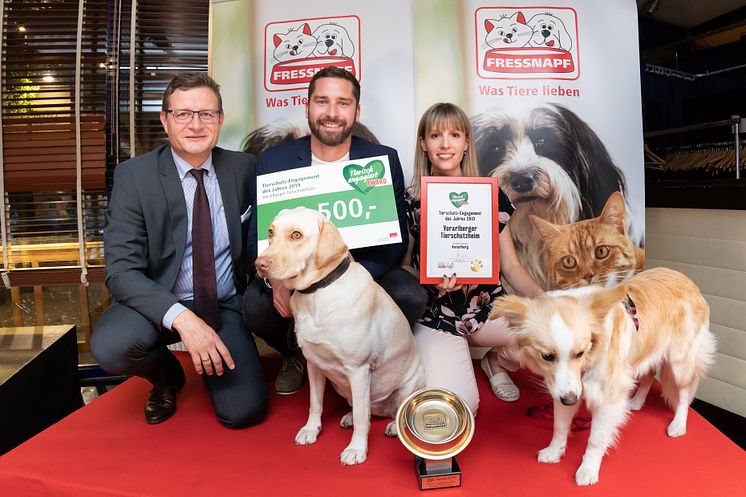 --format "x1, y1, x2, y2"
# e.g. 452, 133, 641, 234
297, 255, 352, 294
624, 294, 639, 331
